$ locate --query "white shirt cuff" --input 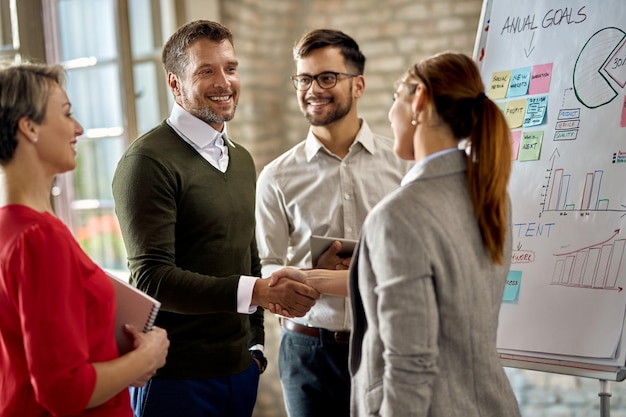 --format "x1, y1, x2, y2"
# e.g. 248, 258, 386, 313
237, 275, 259, 314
